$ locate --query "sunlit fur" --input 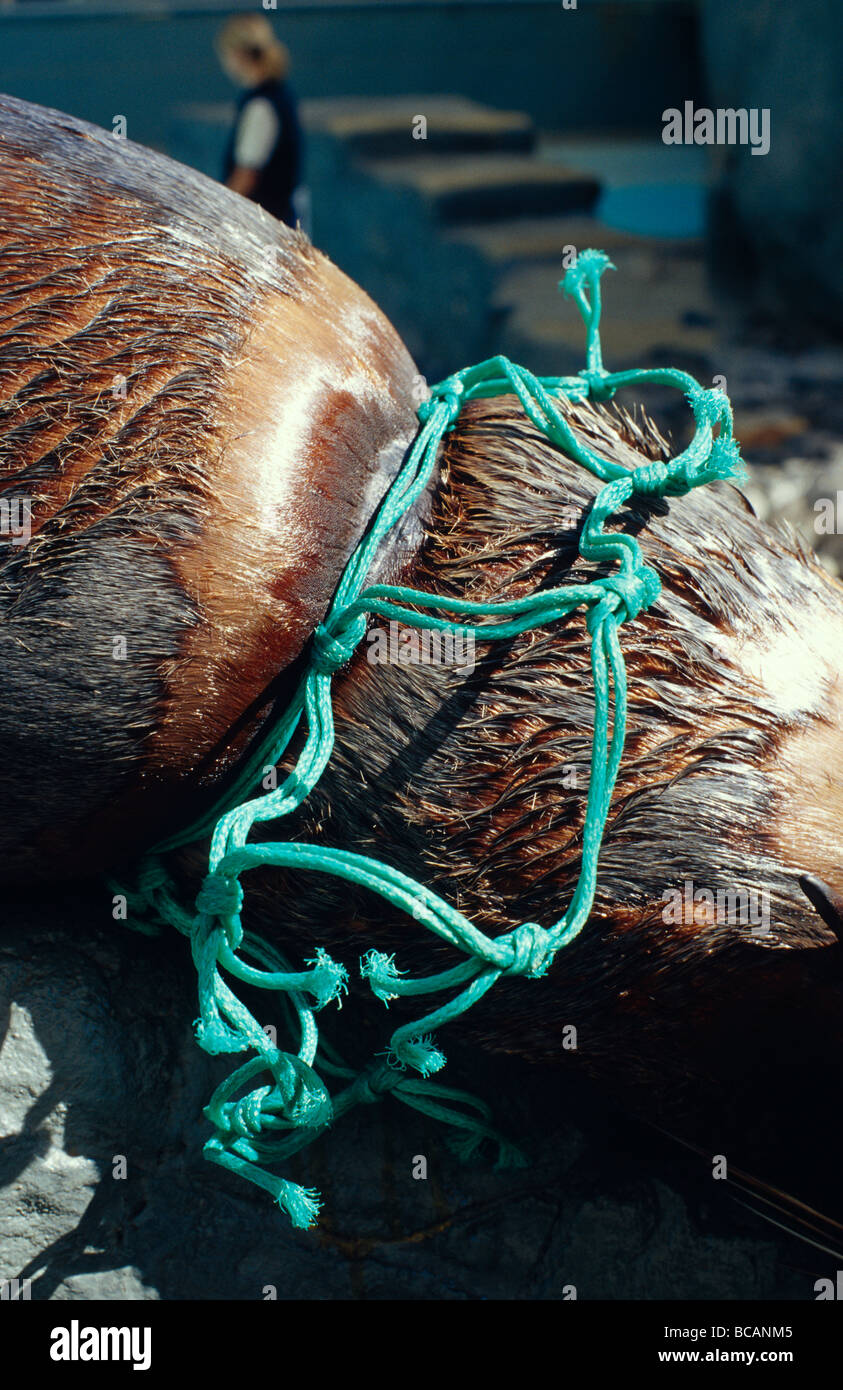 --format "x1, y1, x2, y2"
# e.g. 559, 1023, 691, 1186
0, 94, 419, 877
181, 394, 843, 1147
4, 94, 843, 1201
